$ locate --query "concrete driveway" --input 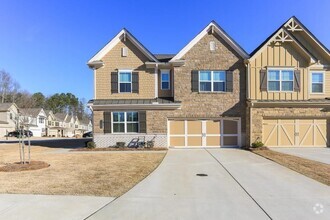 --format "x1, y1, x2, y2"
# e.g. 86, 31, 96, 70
88, 149, 330, 220
271, 147, 330, 164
